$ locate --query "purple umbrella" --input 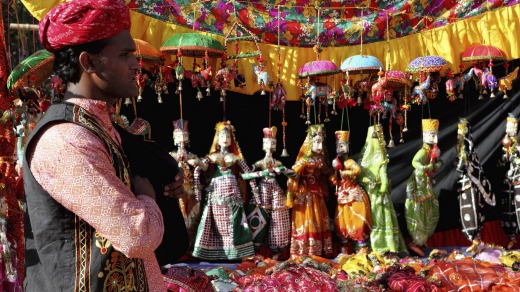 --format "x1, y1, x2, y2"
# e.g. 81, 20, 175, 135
406, 55, 448, 73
